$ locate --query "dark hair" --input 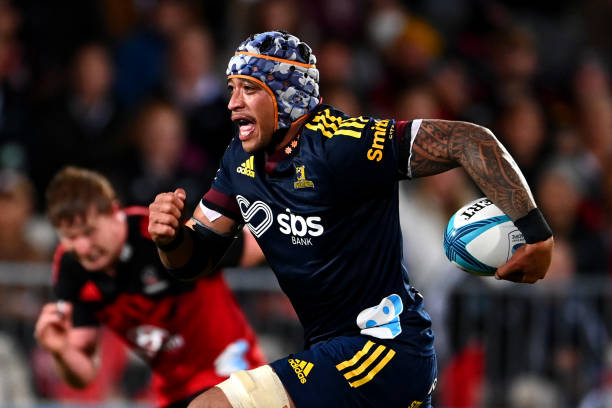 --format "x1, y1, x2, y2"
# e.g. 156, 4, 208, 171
46, 166, 116, 227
